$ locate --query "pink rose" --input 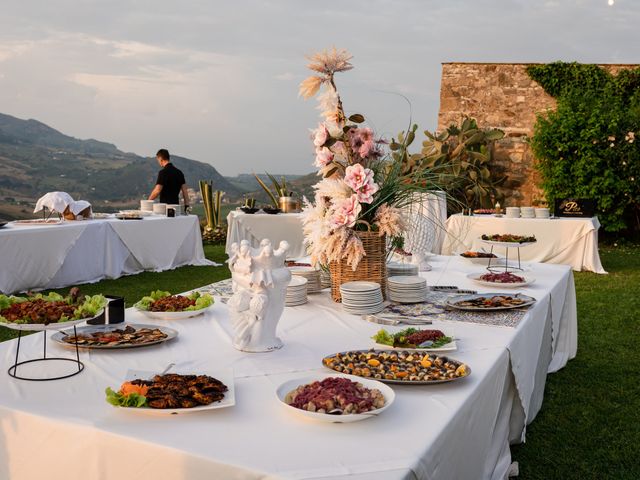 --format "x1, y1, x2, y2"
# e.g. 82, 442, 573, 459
312, 123, 330, 148
331, 194, 362, 228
